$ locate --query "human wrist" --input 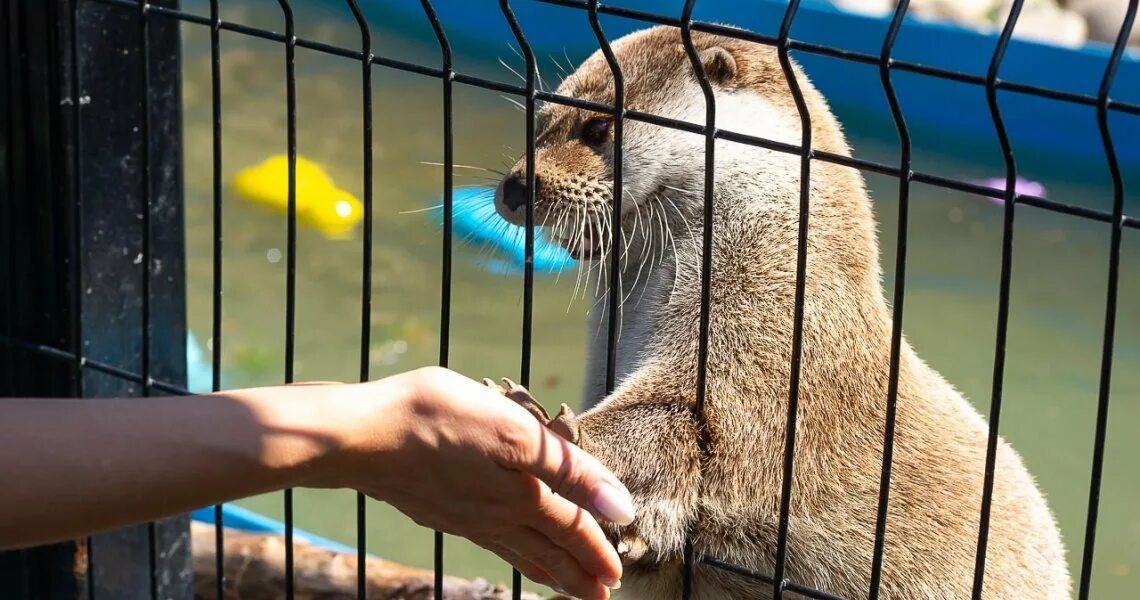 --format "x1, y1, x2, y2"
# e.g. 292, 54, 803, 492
298, 374, 415, 491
